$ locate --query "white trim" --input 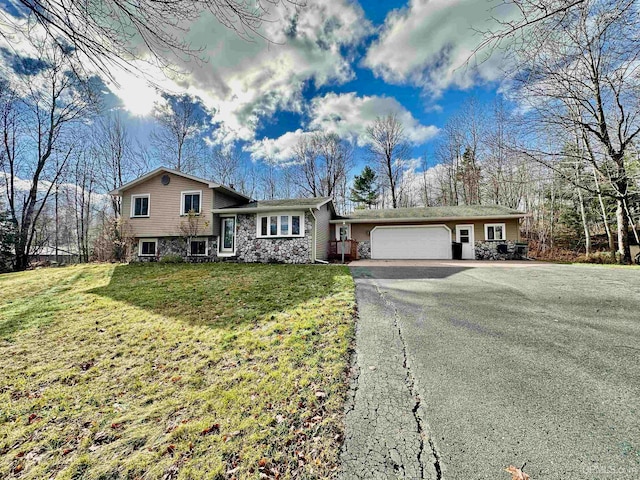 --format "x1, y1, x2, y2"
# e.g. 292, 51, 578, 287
256, 211, 305, 238
329, 214, 526, 224
455, 224, 475, 259
212, 198, 333, 214
218, 214, 237, 256
130, 194, 150, 218
138, 238, 158, 256
484, 222, 506, 241
370, 224, 452, 260
110, 167, 250, 201
181, 190, 203, 216
335, 223, 351, 240
188, 237, 208, 256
